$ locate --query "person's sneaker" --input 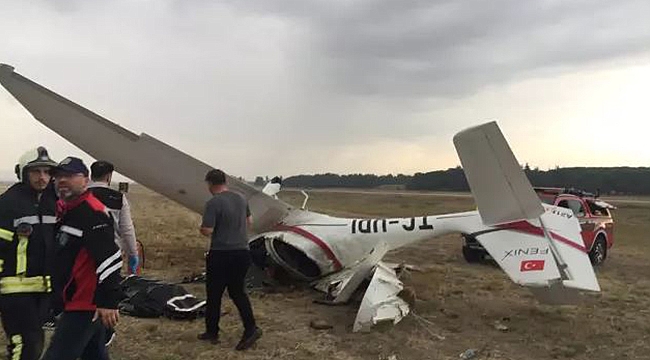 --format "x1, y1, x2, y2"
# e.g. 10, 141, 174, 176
197, 332, 219, 344
235, 327, 262, 351
42, 312, 60, 331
